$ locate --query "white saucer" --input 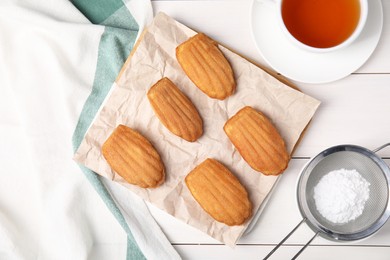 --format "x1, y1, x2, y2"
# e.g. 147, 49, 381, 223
250, 0, 383, 84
